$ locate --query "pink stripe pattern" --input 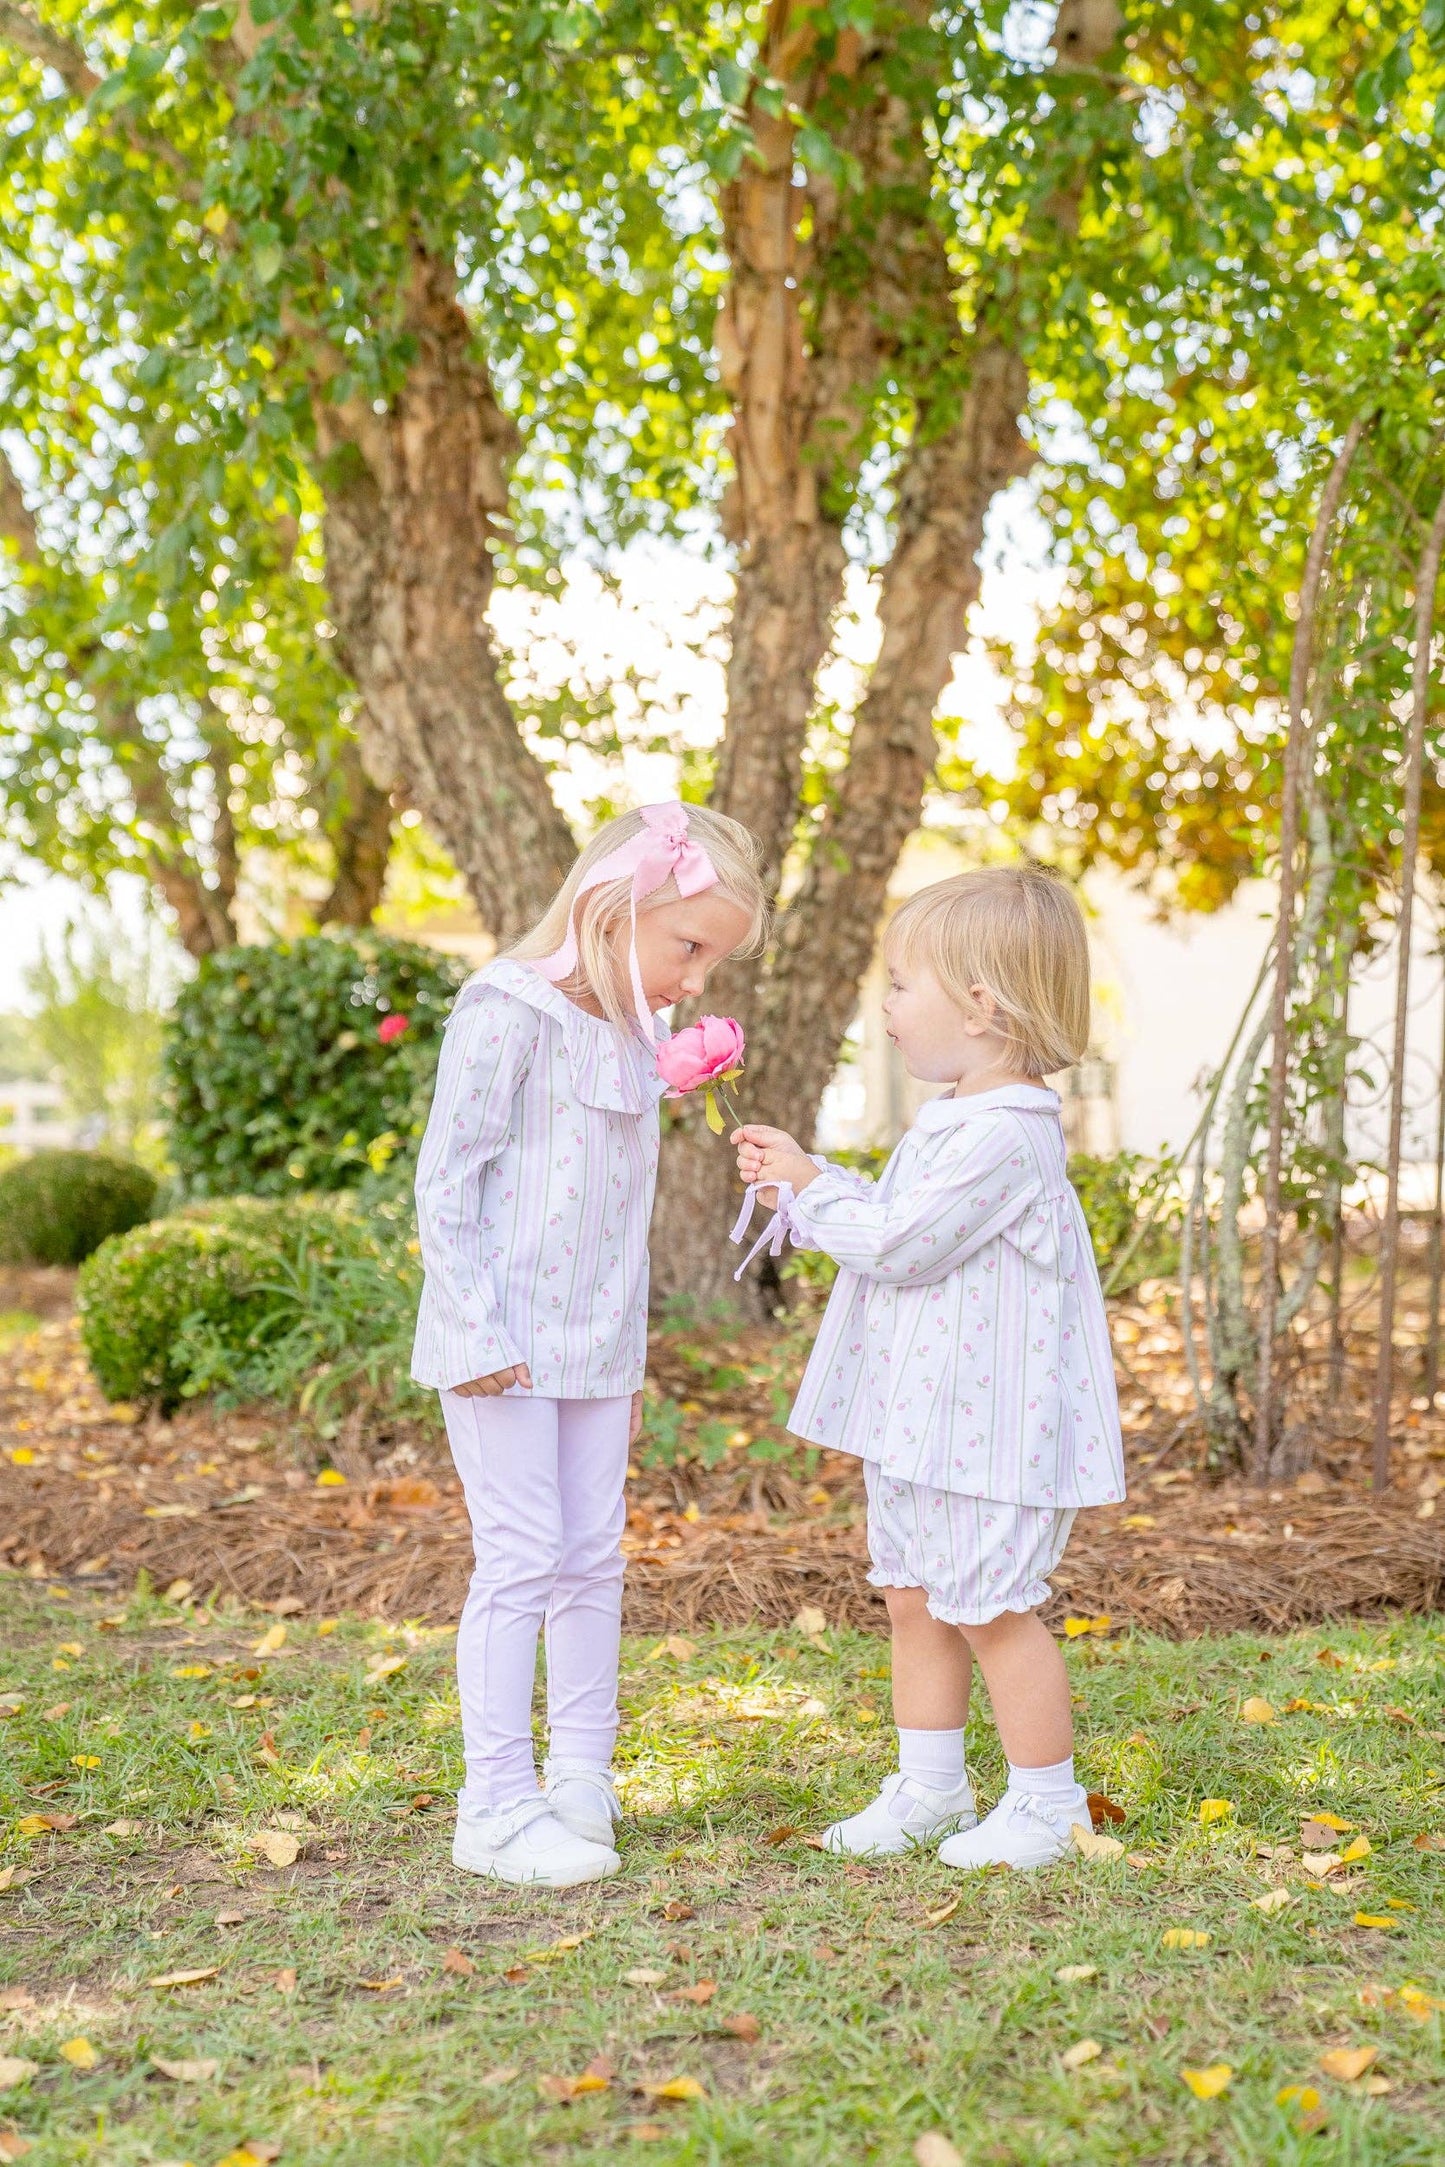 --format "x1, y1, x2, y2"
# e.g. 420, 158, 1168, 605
785, 1085, 1125, 1508
411, 960, 663, 1396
